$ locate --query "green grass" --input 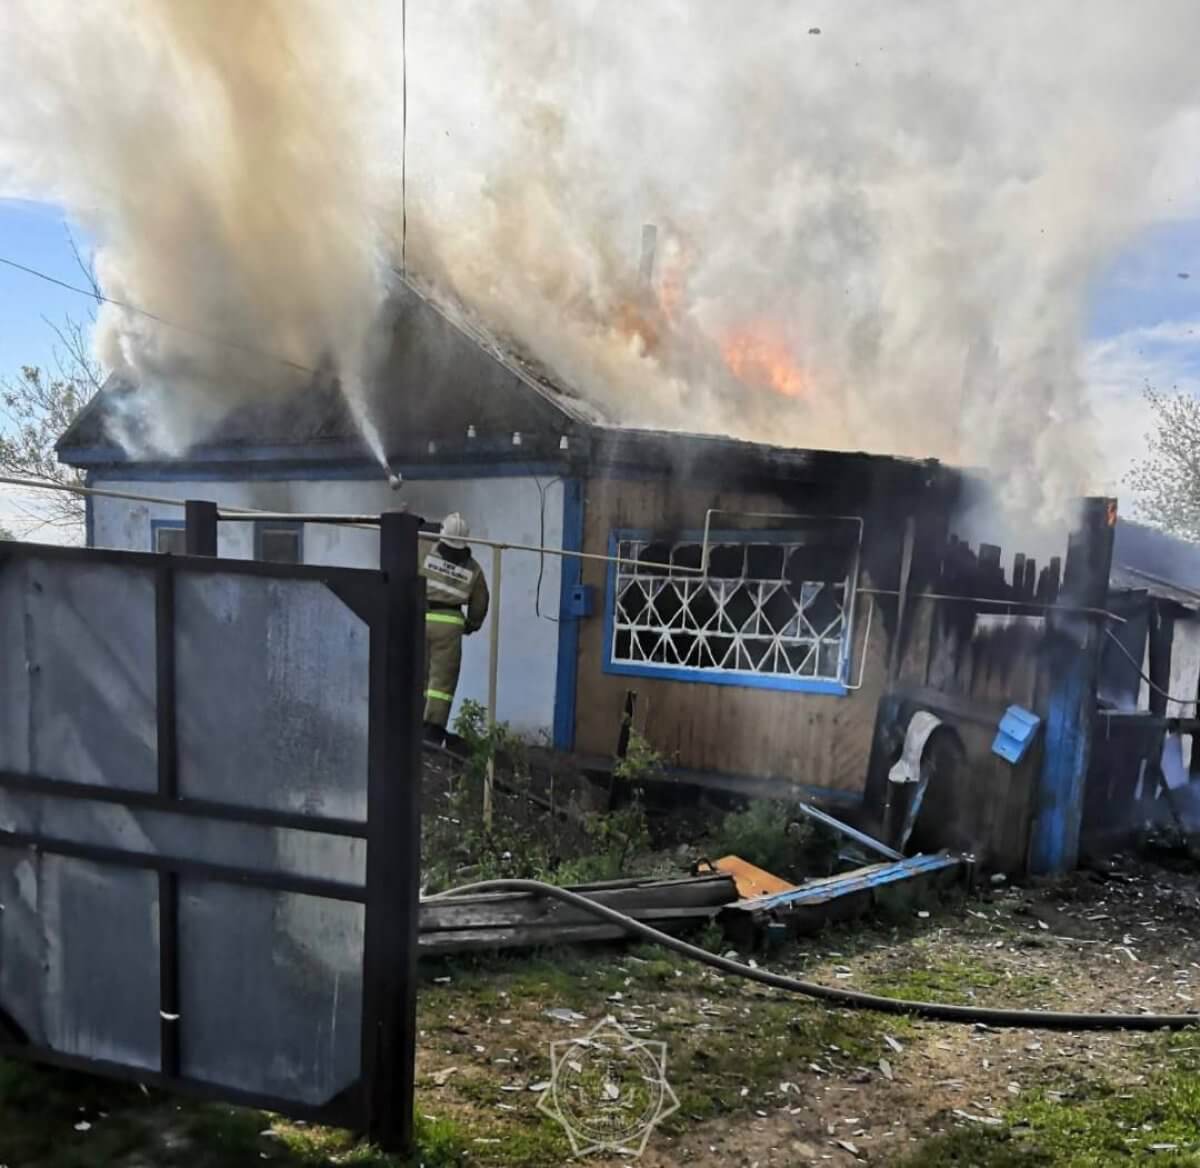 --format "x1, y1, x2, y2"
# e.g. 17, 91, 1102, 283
862, 951, 1052, 1007
898, 1032, 1200, 1168
0, 1060, 473, 1168
894, 1127, 1054, 1167
420, 946, 910, 1155
660, 998, 890, 1127
0, 1060, 150, 1168
19, 938, 1176, 1168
